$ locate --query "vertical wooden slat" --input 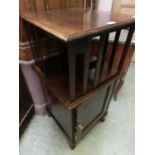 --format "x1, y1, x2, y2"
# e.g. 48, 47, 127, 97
90, 0, 93, 9
108, 29, 121, 73
44, 0, 48, 11
35, 0, 46, 11
19, 0, 29, 13
84, 0, 87, 9
82, 38, 92, 94
61, 0, 65, 9
93, 34, 107, 88
68, 41, 76, 101
85, 0, 94, 8
118, 25, 135, 72
70, 0, 84, 8
46, 0, 63, 10
100, 33, 109, 72
63, 0, 71, 8
27, 0, 37, 11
